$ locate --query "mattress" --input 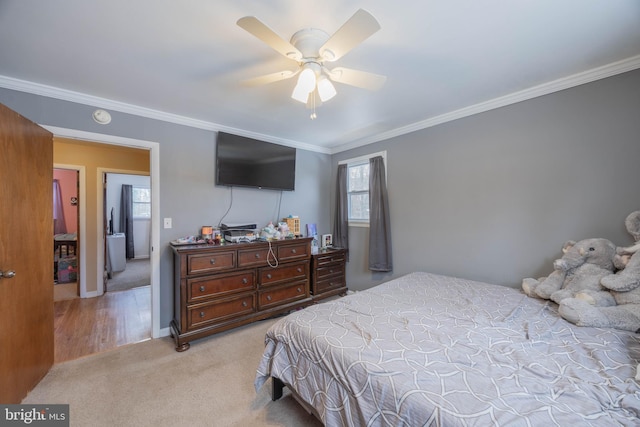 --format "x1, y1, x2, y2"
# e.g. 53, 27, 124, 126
256, 272, 640, 426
